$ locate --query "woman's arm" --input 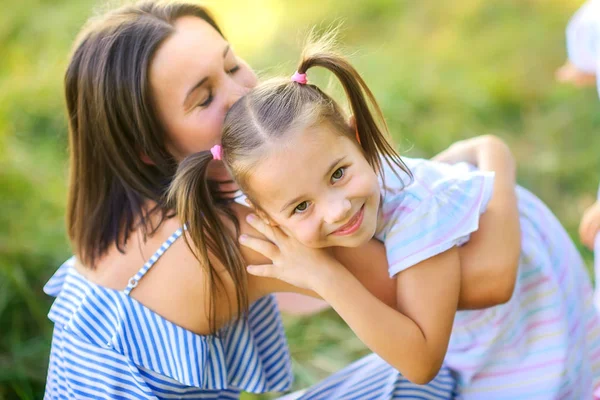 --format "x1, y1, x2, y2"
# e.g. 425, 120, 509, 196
433, 135, 521, 308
